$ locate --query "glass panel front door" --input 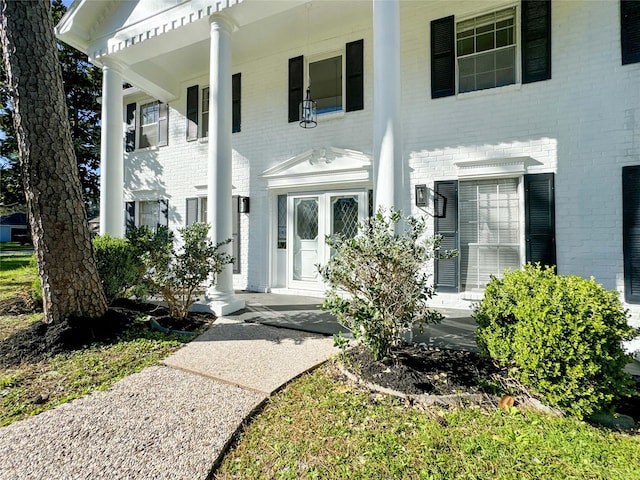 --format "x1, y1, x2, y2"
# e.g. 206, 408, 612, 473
287, 191, 367, 290
292, 197, 319, 281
